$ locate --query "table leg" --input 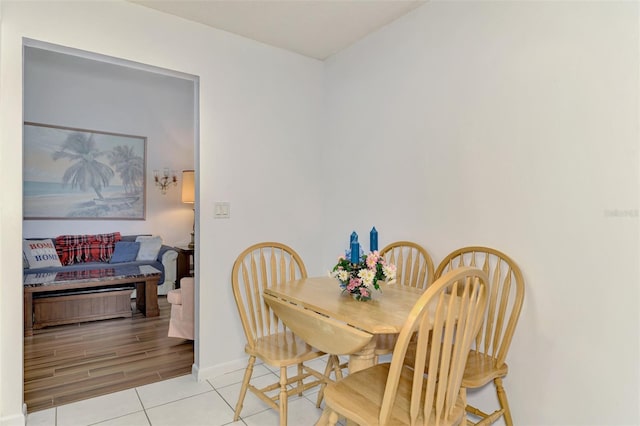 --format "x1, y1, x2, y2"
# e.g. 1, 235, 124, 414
24, 291, 33, 337
135, 281, 159, 317
347, 340, 376, 373
144, 279, 159, 317
135, 282, 145, 314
